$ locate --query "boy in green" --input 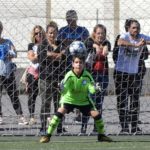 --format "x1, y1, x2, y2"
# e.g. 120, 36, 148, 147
40, 55, 112, 143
